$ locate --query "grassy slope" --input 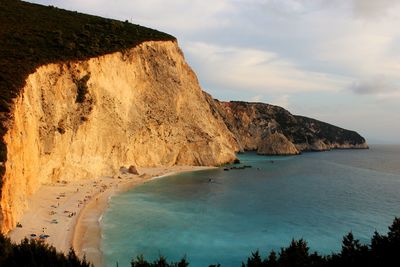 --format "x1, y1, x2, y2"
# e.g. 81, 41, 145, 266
0, 0, 175, 190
